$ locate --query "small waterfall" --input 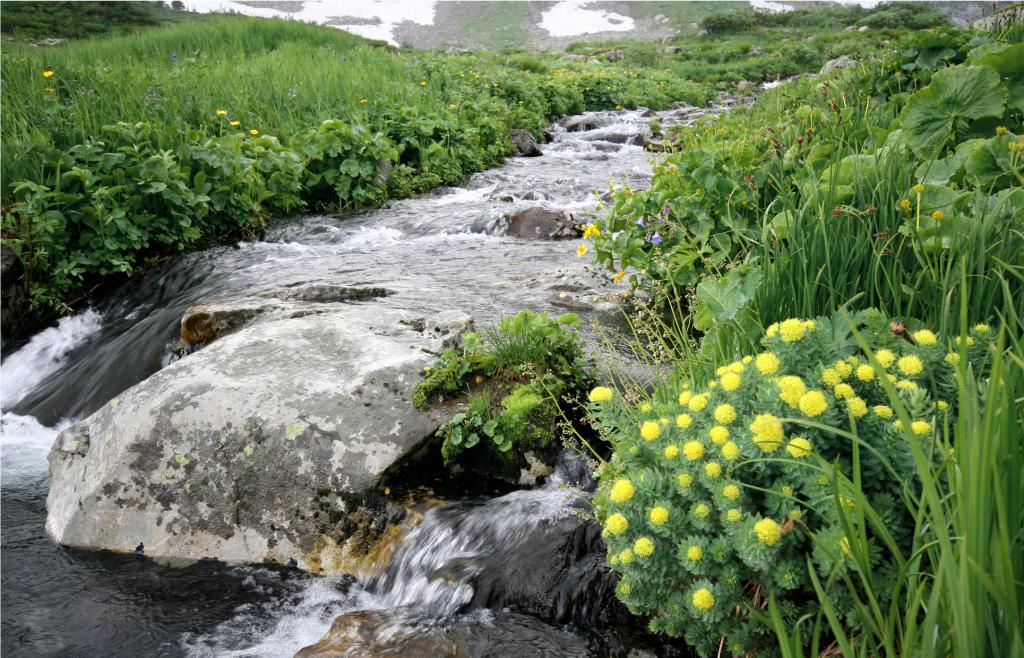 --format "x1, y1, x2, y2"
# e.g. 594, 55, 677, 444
1, 309, 102, 409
